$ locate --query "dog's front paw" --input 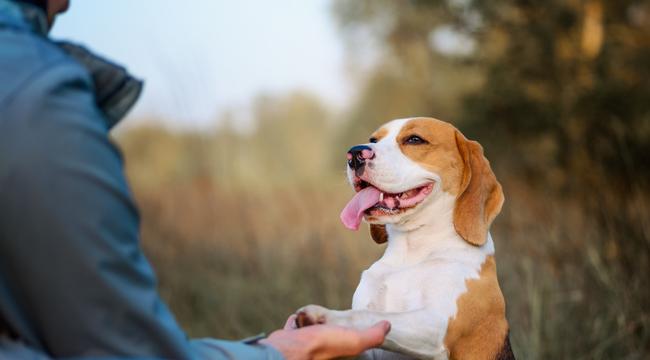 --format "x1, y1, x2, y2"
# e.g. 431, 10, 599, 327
295, 304, 331, 328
